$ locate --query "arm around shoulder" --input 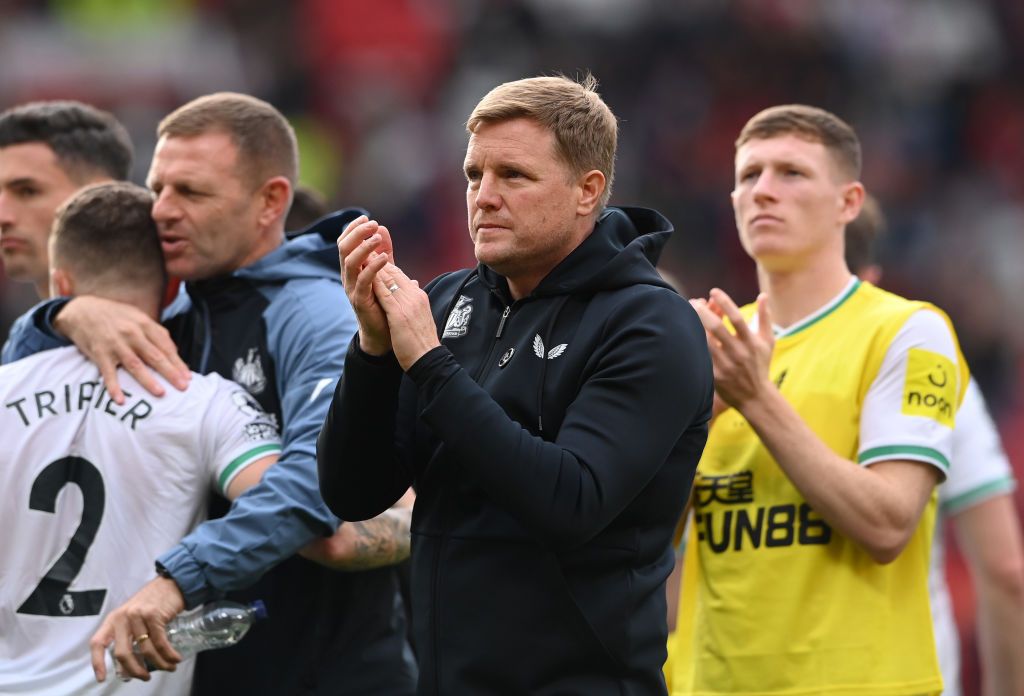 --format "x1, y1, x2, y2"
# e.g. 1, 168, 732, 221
1, 298, 70, 363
